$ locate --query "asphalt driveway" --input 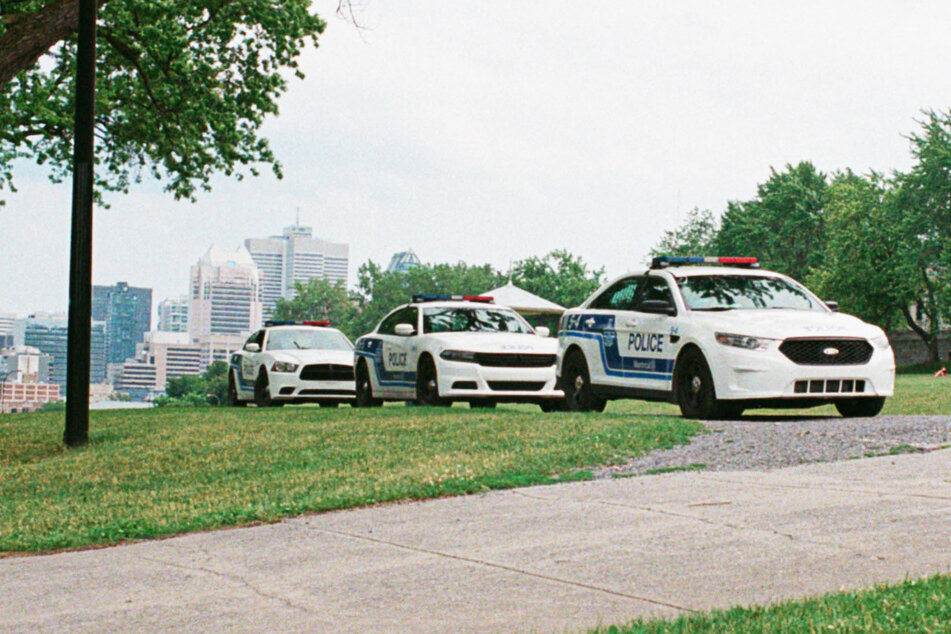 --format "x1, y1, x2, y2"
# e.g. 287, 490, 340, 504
3, 446, 951, 633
